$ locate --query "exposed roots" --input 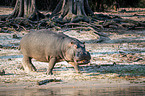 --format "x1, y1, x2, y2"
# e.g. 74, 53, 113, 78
0, 13, 145, 34
1, 0, 145, 33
